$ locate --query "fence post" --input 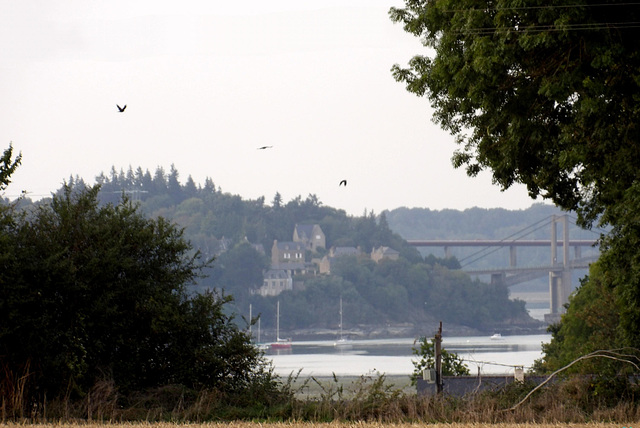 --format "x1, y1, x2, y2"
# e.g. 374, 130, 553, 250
435, 321, 443, 394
